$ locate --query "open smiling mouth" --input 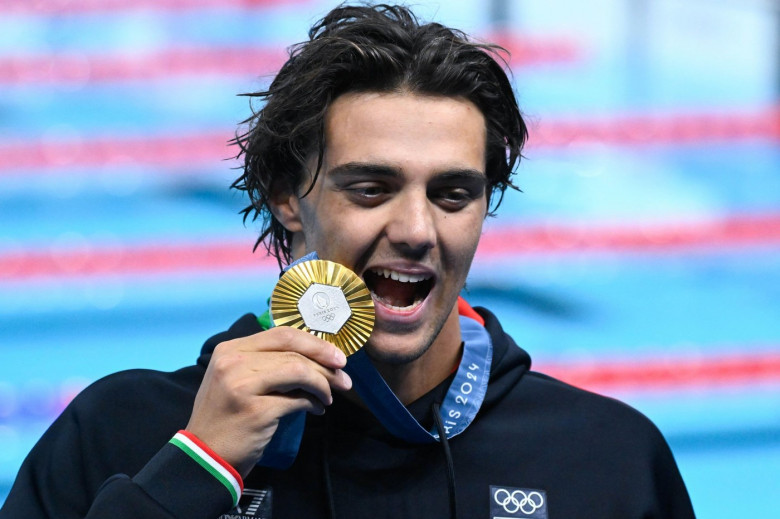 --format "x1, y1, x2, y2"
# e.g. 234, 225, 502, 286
363, 269, 434, 311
